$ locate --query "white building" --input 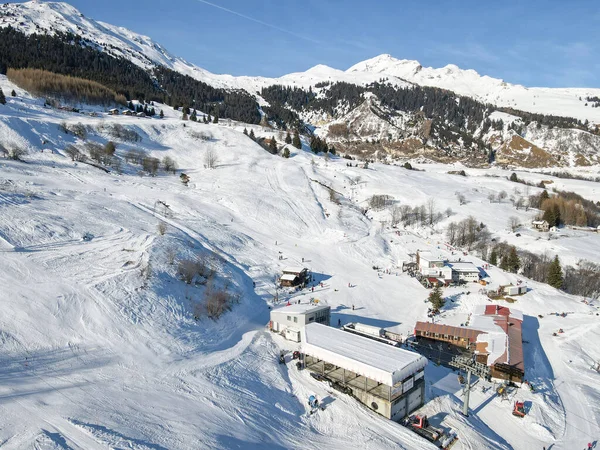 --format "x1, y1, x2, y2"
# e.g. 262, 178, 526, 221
449, 262, 480, 283
417, 251, 445, 273
302, 323, 427, 421
506, 285, 527, 296
532, 220, 550, 232
270, 303, 330, 342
